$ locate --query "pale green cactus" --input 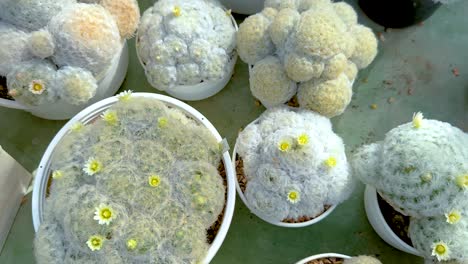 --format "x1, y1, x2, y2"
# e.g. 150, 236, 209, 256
136, 0, 237, 90
237, 106, 352, 222
35, 95, 226, 264
237, 0, 378, 117
352, 113, 468, 262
